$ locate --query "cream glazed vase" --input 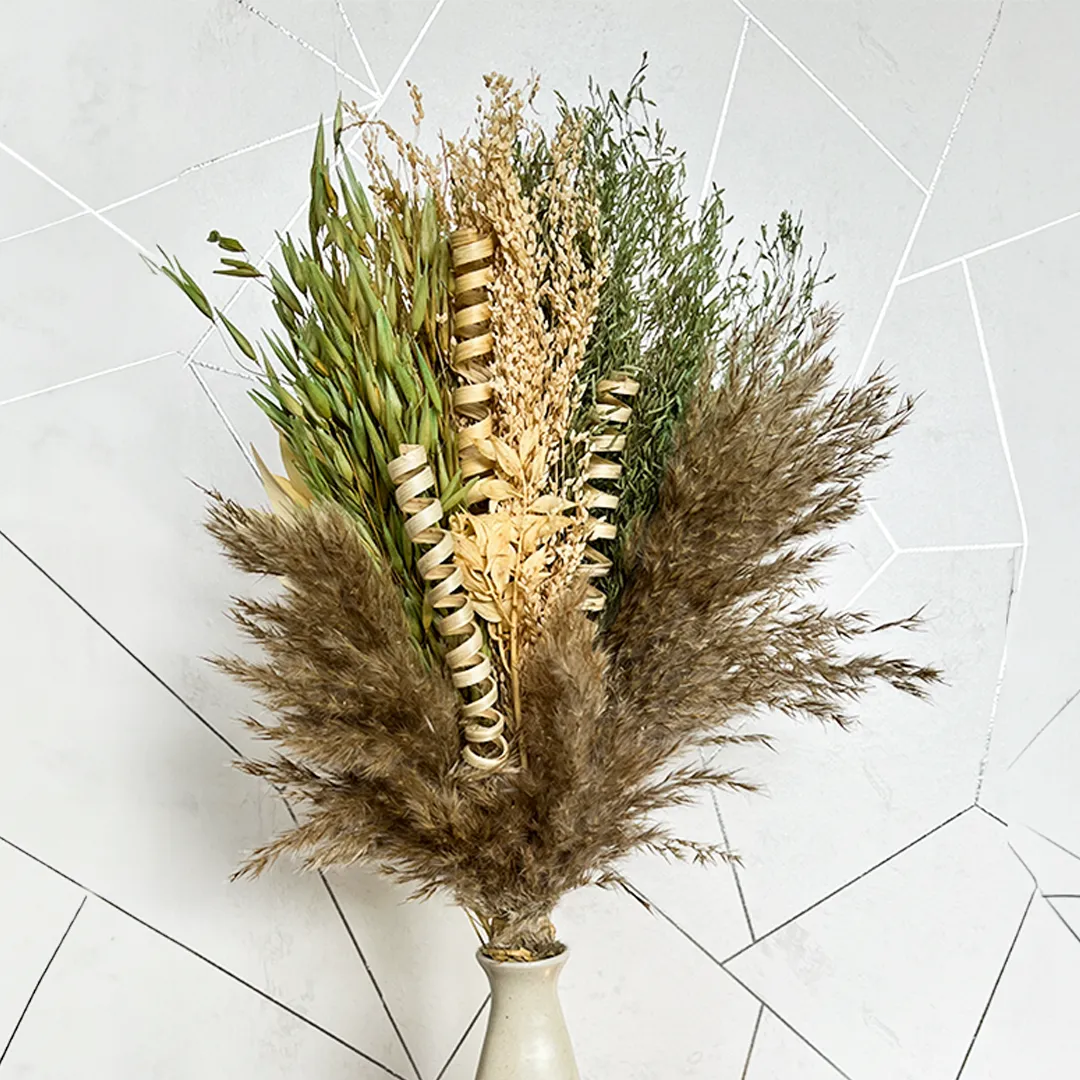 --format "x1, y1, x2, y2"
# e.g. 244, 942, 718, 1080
474, 948, 580, 1079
